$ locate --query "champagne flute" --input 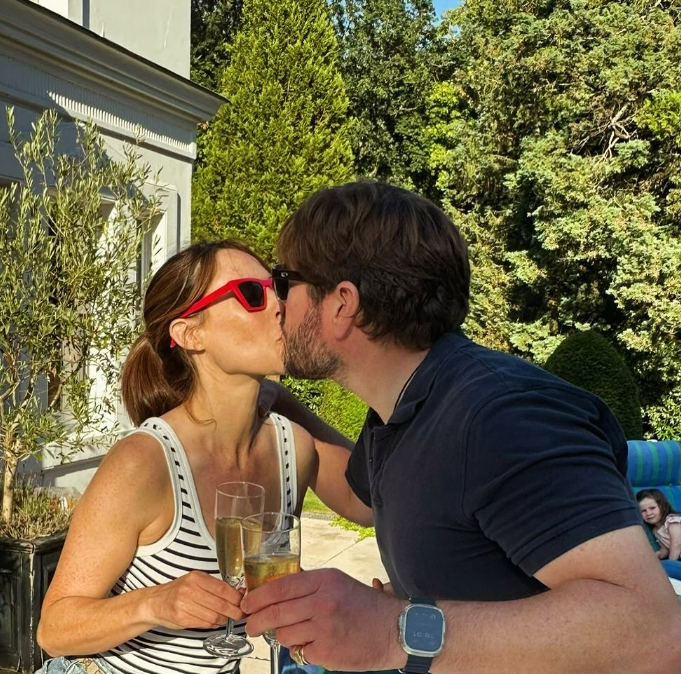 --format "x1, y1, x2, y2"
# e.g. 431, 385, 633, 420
242, 512, 301, 674
203, 481, 265, 658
